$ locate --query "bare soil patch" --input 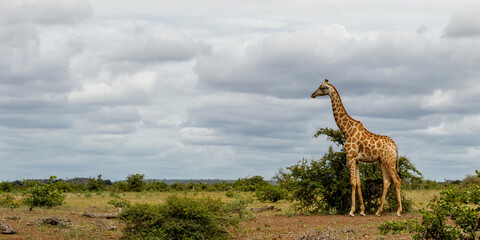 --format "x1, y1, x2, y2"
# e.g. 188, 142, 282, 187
0, 207, 123, 240
232, 212, 419, 240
